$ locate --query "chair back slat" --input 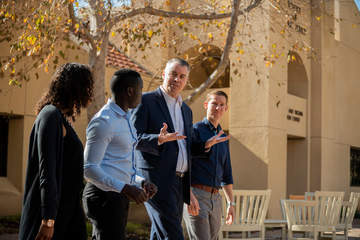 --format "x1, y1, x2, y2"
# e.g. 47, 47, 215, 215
235, 194, 240, 224
248, 195, 255, 224
220, 190, 271, 226
347, 192, 360, 225
284, 200, 317, 226
315, 191, 344, 226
